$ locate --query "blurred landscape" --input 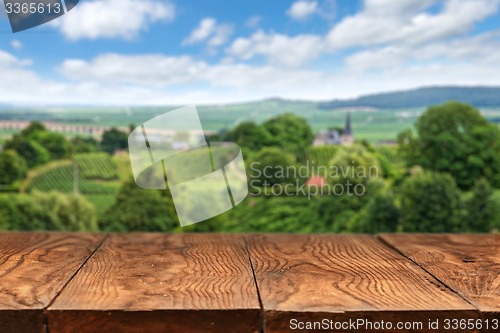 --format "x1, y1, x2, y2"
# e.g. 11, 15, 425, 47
0, 85, 499, 234
1, 0, 500, 232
